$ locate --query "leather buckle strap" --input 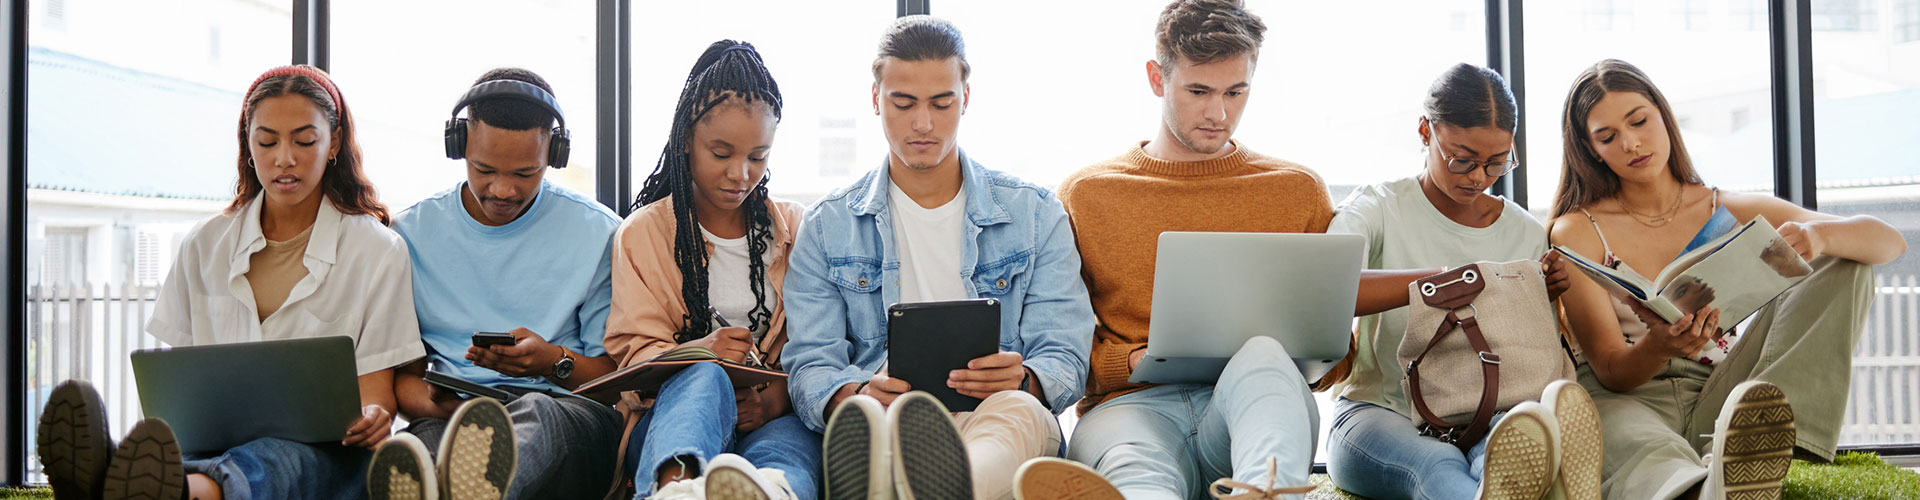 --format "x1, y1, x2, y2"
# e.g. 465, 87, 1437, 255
1405, 310, 1502, 452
